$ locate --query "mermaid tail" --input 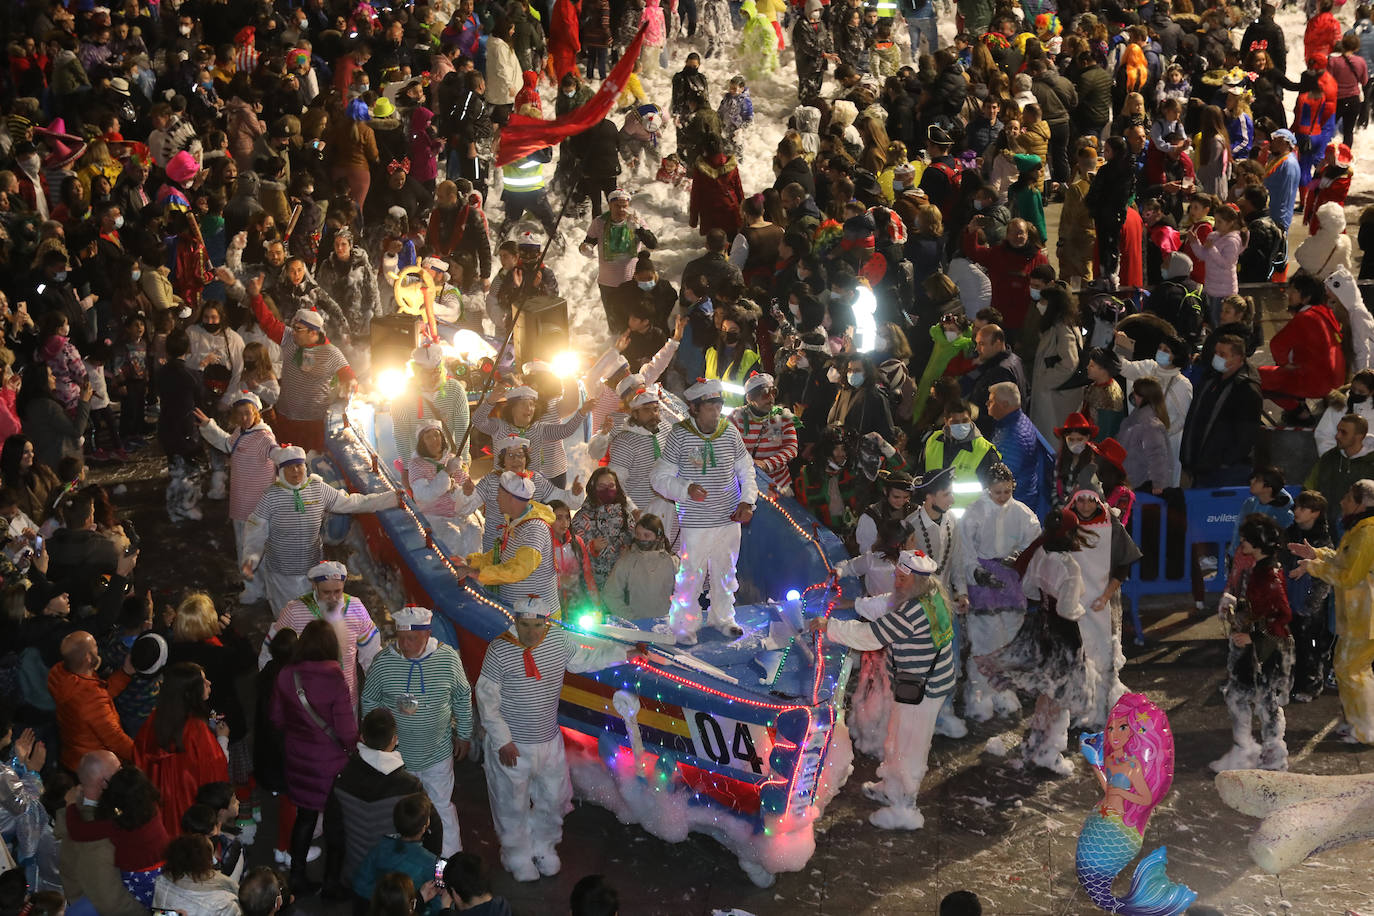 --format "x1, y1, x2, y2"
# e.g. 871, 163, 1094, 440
1076, 812, 1197, 916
